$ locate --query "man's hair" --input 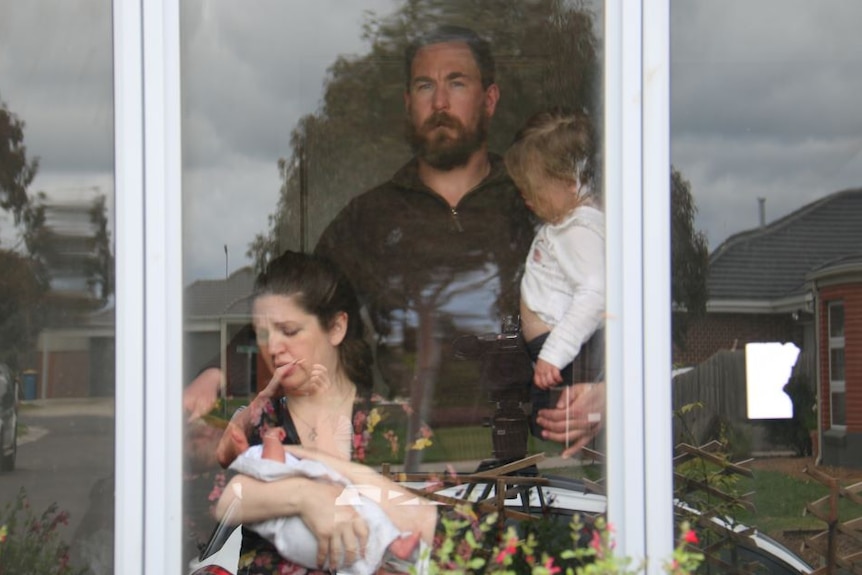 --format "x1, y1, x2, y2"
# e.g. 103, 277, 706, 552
404, 25, 496, 89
